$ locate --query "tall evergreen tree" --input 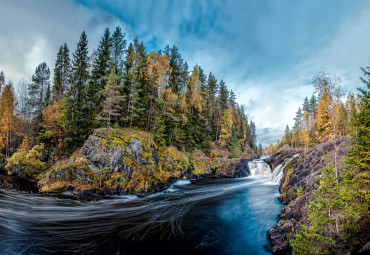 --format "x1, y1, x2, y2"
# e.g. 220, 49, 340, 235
110, 26, 126, 73
65, 31, 90, 153
206, 72, 218, 120
167, 45, 184, 94
29, 62, 50, 117
88, 28, 112, 126
340, 66, 370, 235
53, 43, 71, 101
291, 165, 339, 254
